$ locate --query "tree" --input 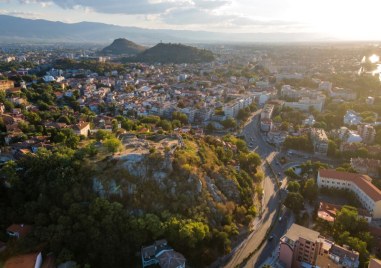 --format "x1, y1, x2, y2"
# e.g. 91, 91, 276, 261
284, 192, 304, 213
221, 117, 237, 129
104, 137, 123, 153
95, 129, 112, 141
302, 178, 318, 202
327, 140, 337, 157
172, 112, 188, 125
287, 181, 301, 193
158, 119, 173, 131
